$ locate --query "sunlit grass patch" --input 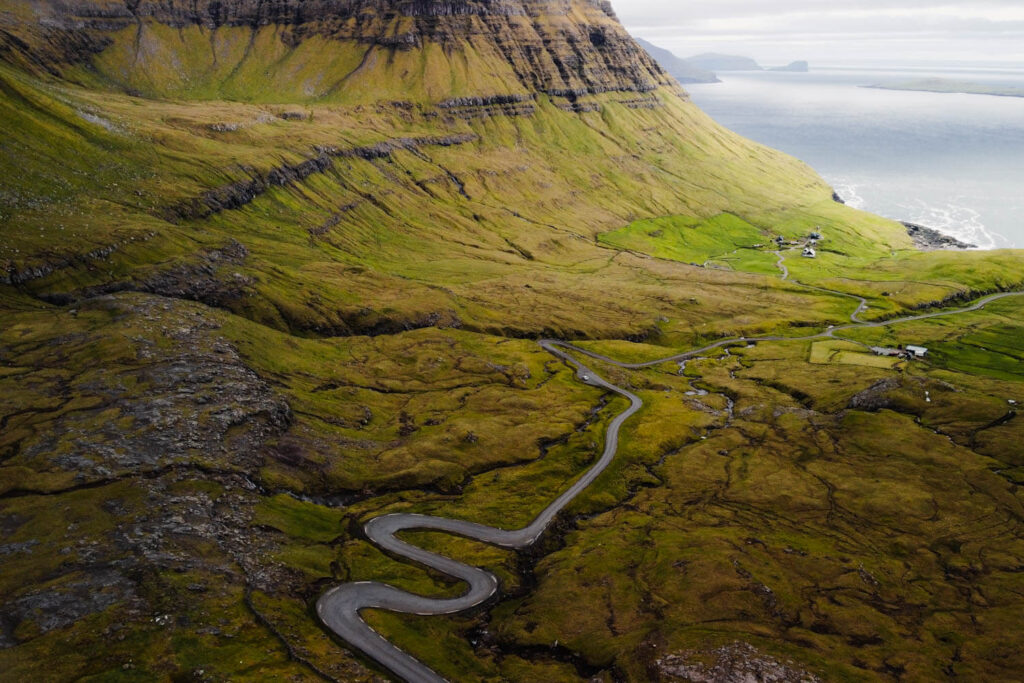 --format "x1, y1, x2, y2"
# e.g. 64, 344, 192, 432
598, 213, 768, 268
809, 340, 904, 369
